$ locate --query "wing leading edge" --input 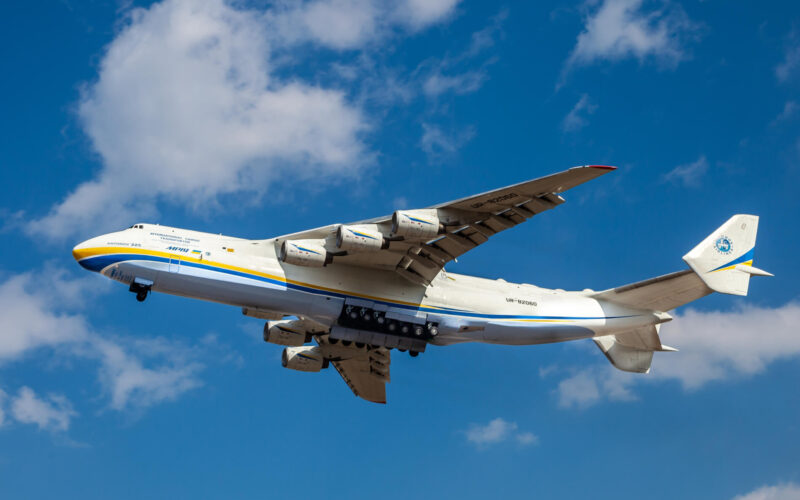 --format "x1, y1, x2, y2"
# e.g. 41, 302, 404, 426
272, 165, 616, 285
